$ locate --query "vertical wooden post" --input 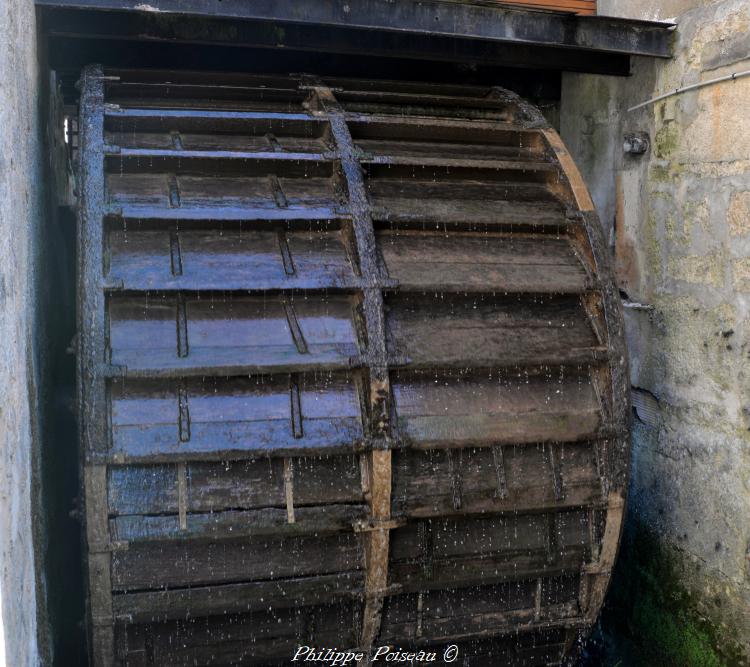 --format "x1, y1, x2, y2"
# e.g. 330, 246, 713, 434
78, 64, 115, 667
302, 77, 394, 663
